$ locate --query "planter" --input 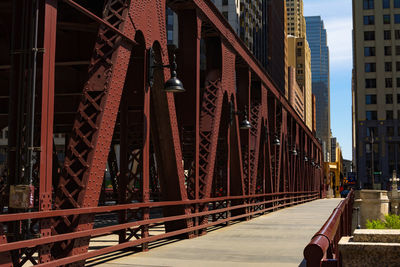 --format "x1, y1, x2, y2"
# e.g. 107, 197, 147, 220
339, 229, 400, 267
